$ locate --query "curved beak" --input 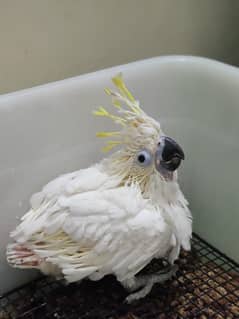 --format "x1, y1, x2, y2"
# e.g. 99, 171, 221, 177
155, 136, 185, 176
